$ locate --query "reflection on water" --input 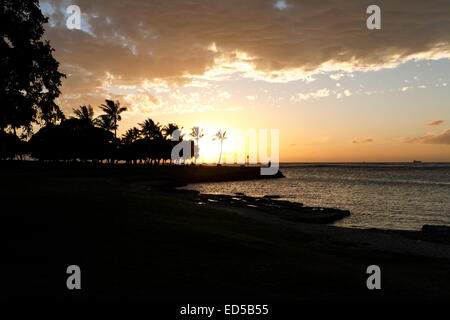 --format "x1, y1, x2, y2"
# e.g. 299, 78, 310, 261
181, 163, 450, 230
